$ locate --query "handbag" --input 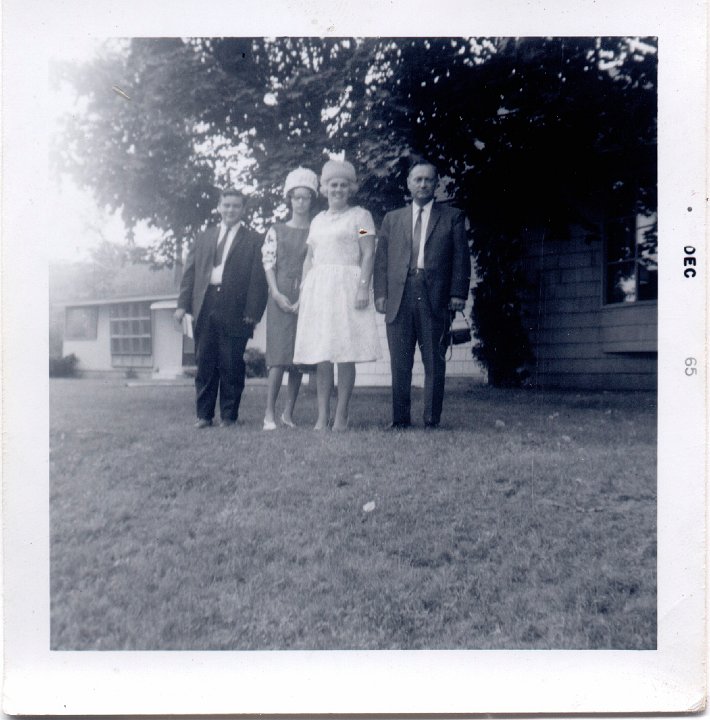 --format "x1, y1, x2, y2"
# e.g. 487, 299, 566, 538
441, 309, 472, 359
448, 309, 472, 345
